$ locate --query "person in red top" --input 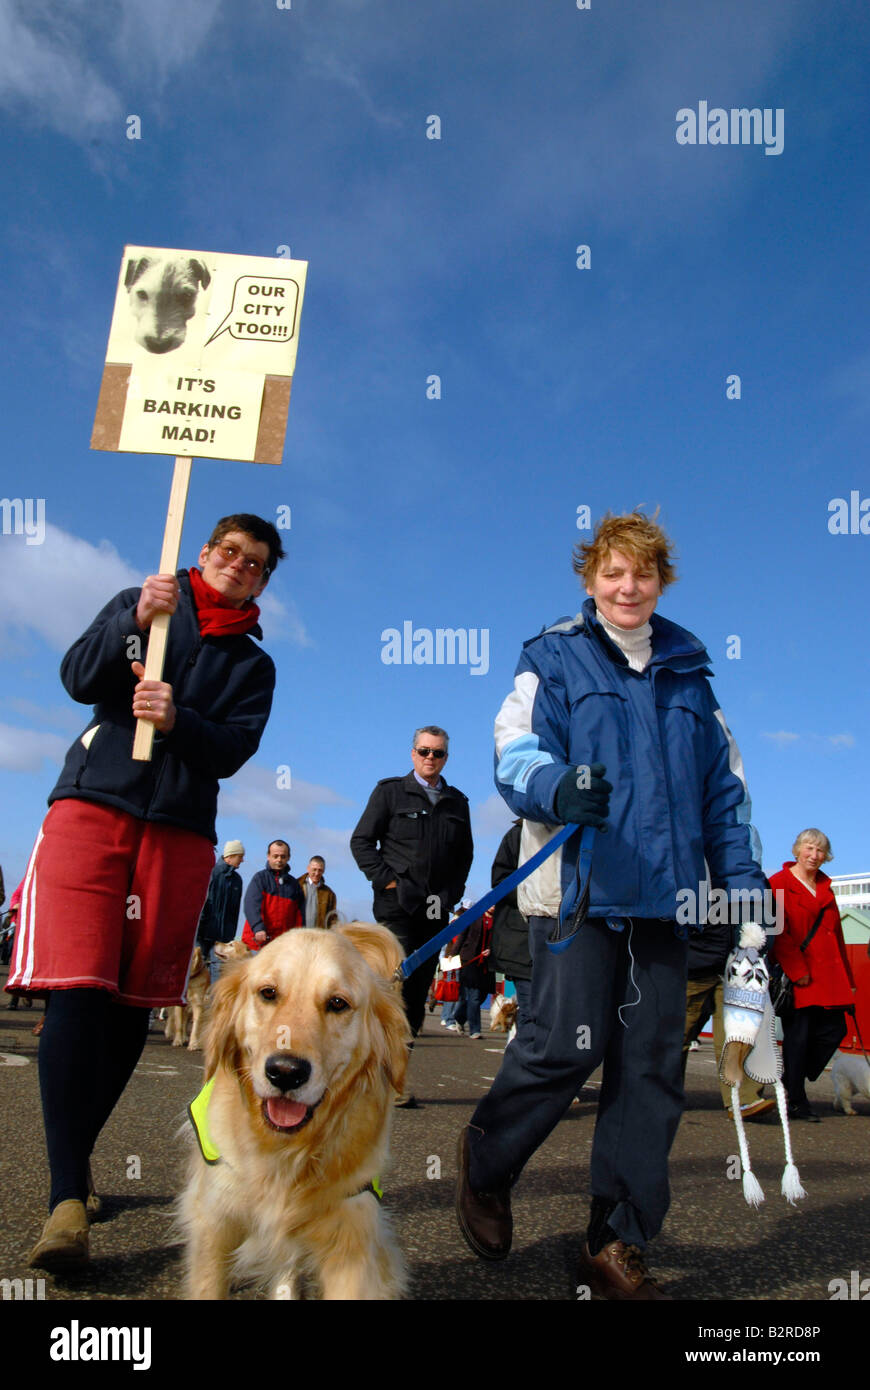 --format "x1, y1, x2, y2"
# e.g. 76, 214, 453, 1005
456, 908, 496, 1040
241, 840, 304, 949
769, 828, 856, 1122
